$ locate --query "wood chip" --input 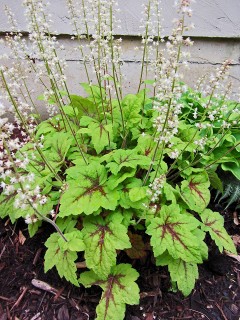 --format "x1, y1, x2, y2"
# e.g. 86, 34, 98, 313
140, 291, 159, 298
18, 230, 26, 245
10, 287, 28, 311
0, 296, 11, 301
225, 251, 240, 263
31, 279, 65, 299
76, 261, 87, 269
30, 313, 41, 320
232, 235, 240, 246
33, 248, 42, 266
31, 279, 57, 293
233, 211, 239, 225
57, 305, 69, 320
